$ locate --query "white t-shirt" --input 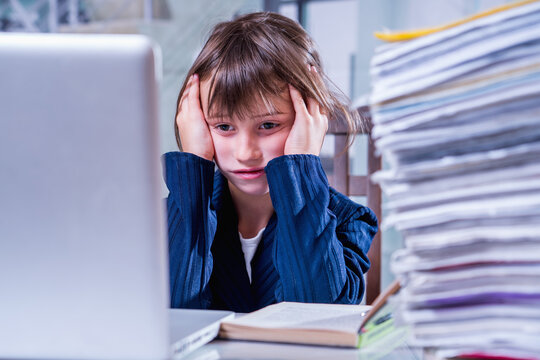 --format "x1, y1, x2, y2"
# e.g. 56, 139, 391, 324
238, 227, 265, 283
